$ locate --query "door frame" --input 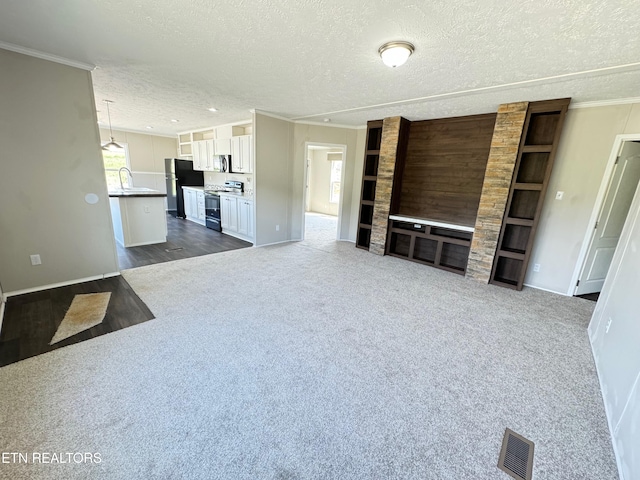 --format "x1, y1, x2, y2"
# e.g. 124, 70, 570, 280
568, 133, 640, 296
301, 142, 347, 241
